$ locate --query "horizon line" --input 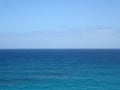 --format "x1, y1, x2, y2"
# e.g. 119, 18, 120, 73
0, 48, 120, 50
